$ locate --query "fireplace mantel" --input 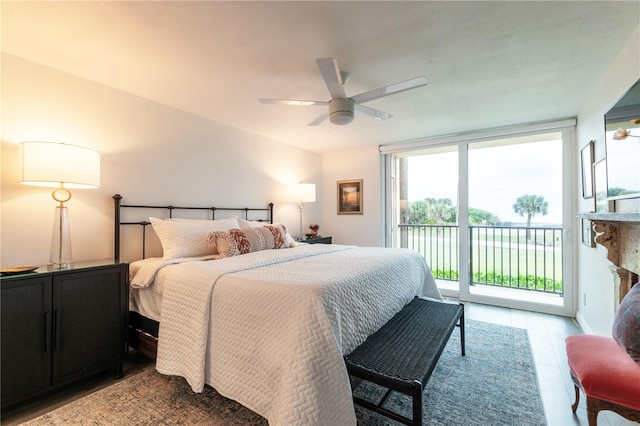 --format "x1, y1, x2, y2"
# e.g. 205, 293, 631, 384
576, 212, 640, 223
577, 212, 640, 305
